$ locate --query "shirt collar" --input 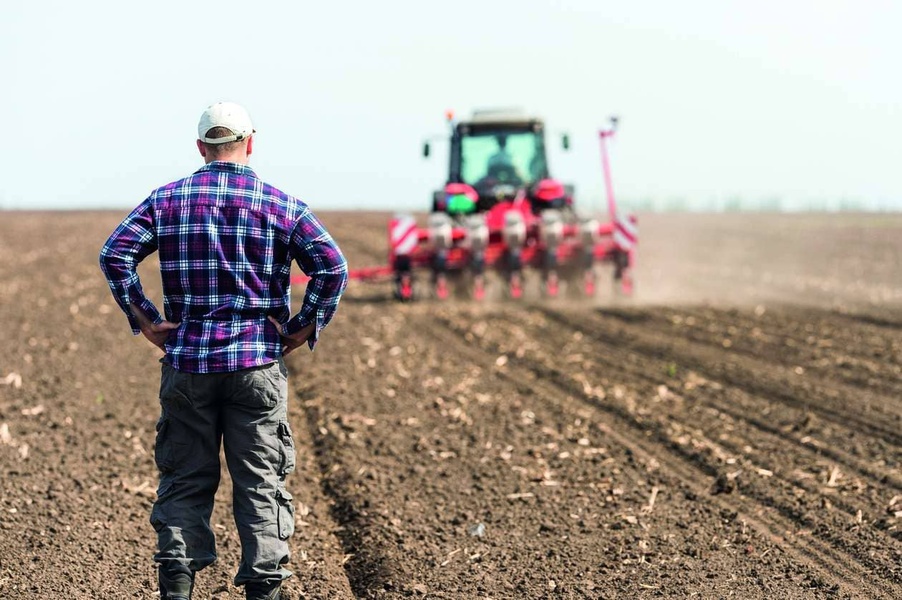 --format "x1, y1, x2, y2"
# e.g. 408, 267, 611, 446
196, 161, 258, 178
